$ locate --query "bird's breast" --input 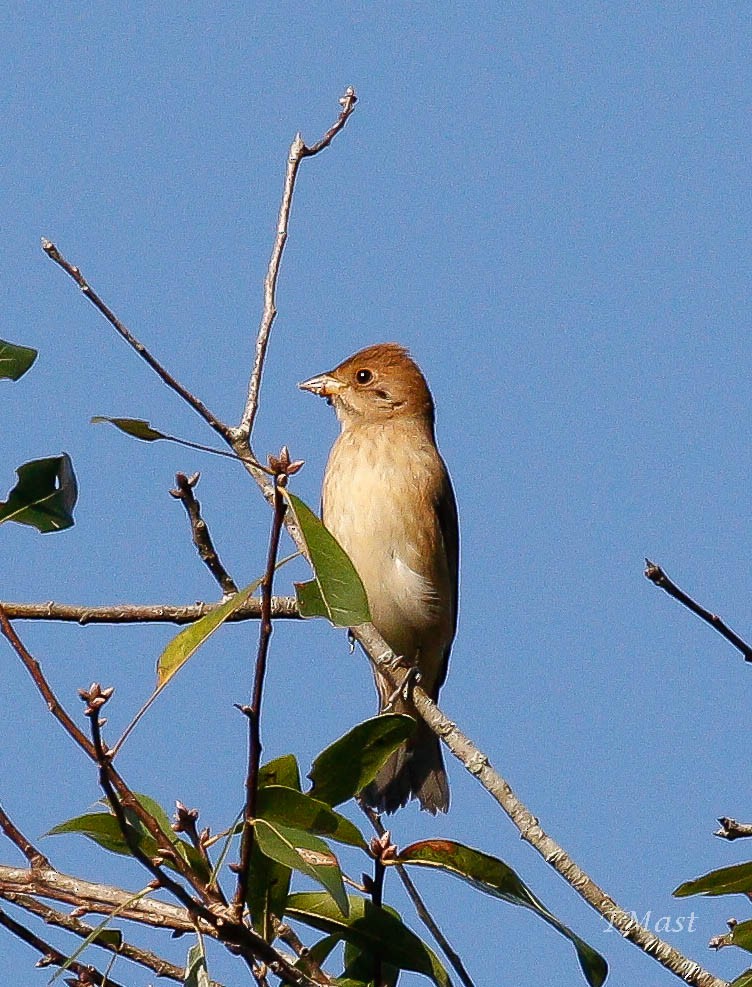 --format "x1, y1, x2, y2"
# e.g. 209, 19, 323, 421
321, 423, 452, 663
